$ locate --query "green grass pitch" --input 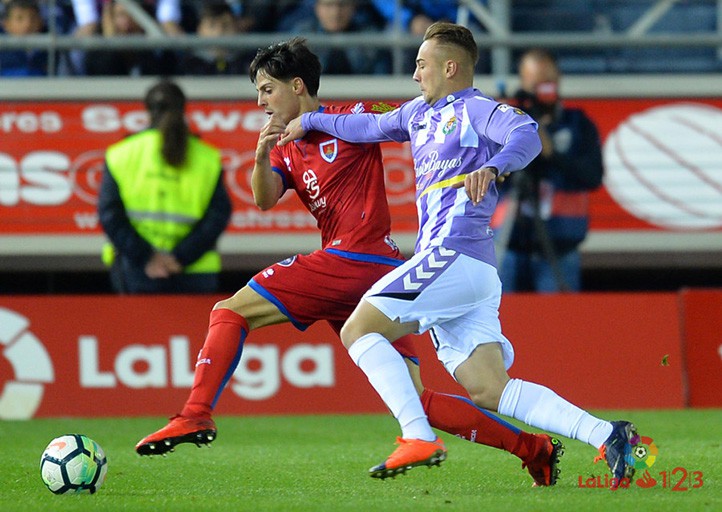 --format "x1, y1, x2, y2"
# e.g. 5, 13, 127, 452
2, 410, 720, 511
